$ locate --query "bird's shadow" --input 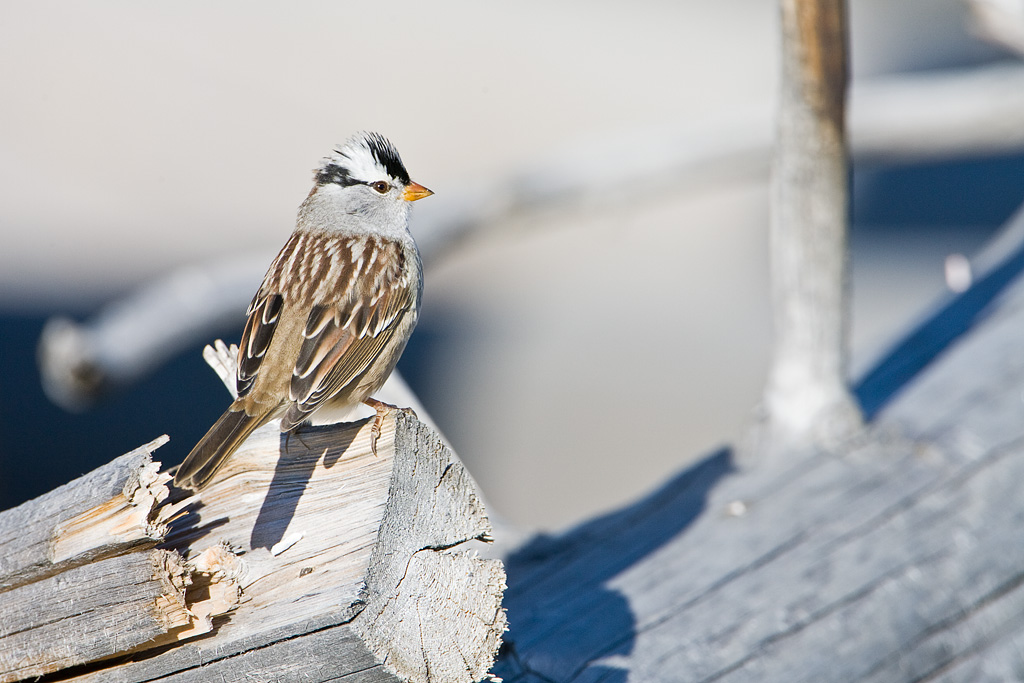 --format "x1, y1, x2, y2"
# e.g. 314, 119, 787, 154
248, 419, 366, 551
